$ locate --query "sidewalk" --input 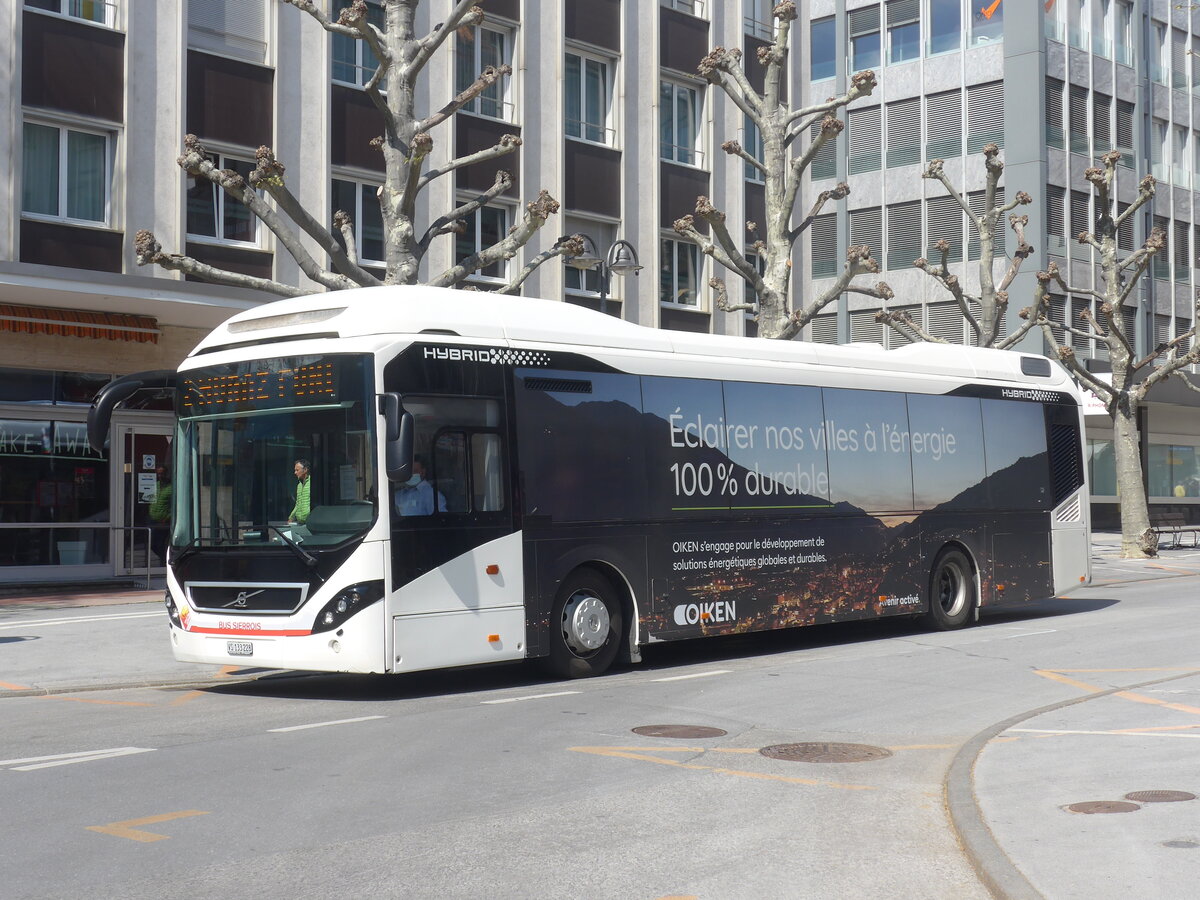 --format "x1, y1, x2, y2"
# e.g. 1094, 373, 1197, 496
0, 578, 164, 611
